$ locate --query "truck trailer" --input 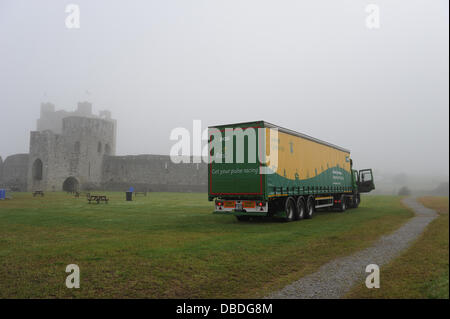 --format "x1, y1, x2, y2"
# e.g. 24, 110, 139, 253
208, 121, 375, 221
